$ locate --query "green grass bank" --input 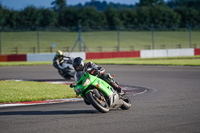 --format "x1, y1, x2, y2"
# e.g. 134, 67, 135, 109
1, 56, 200, 66
1, 31, 200, 54
0, 81, 76, 103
